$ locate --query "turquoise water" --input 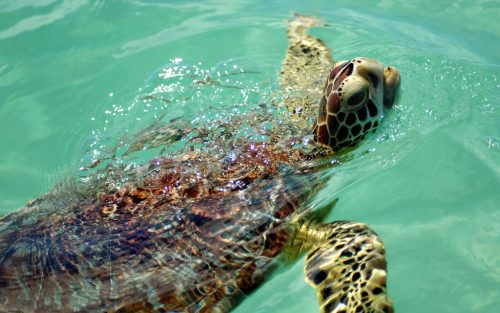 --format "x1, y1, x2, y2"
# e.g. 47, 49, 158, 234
0, 1, 499, 312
